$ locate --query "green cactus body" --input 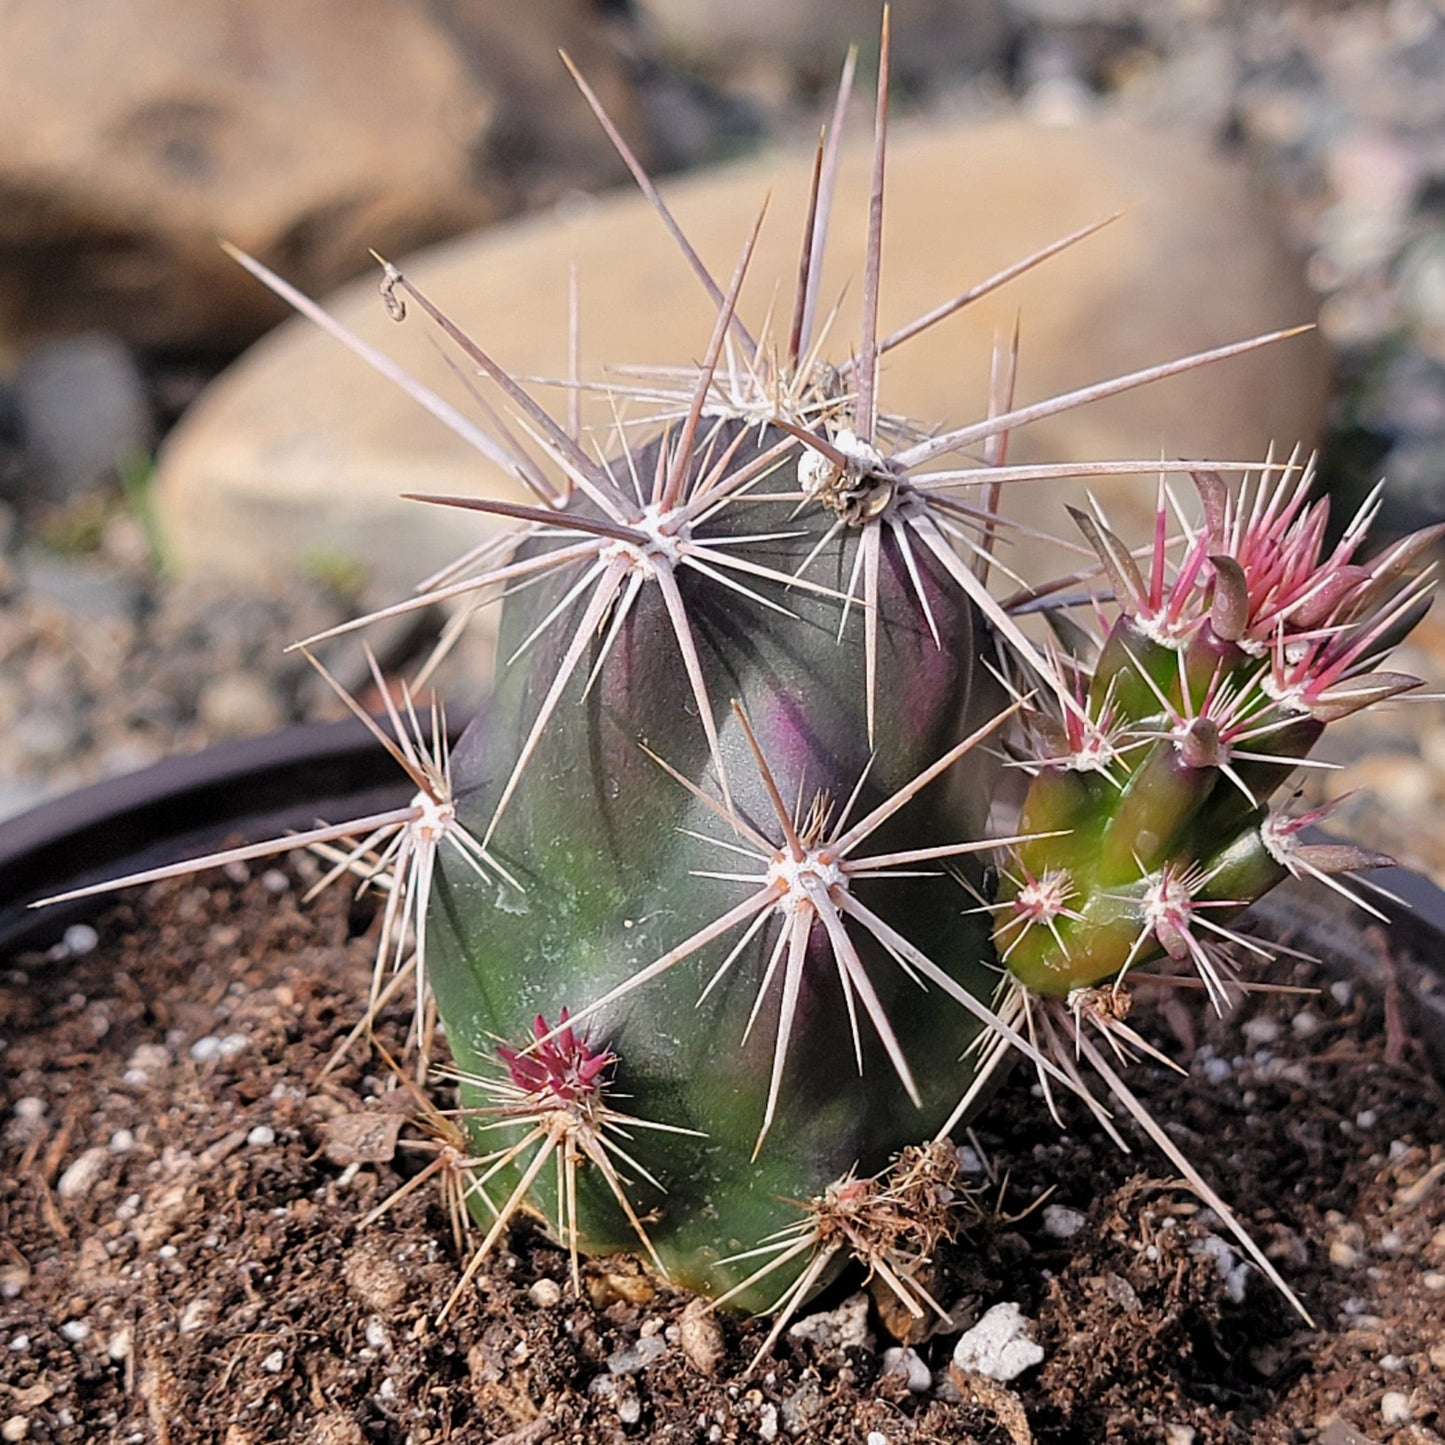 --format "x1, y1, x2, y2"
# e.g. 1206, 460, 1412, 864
427, 424, 1005, 1309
